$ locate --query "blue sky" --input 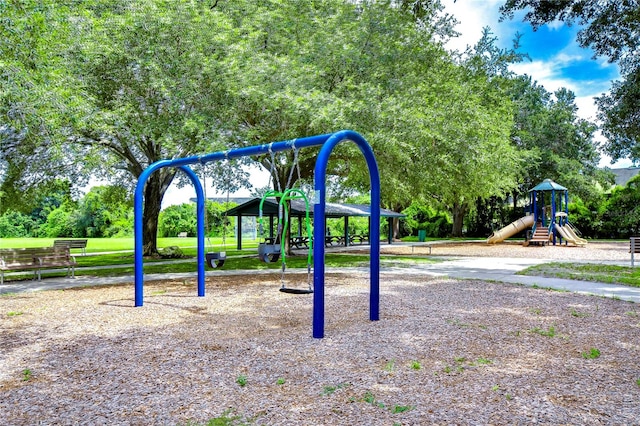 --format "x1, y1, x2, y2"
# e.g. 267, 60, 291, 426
441, 0, 628, 168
